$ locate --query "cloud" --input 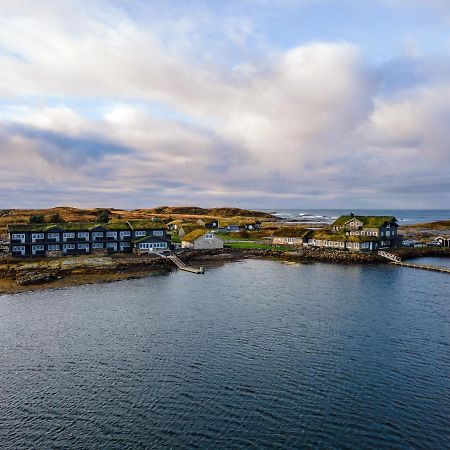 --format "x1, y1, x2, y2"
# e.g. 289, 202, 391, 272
0, 0, 450, 208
